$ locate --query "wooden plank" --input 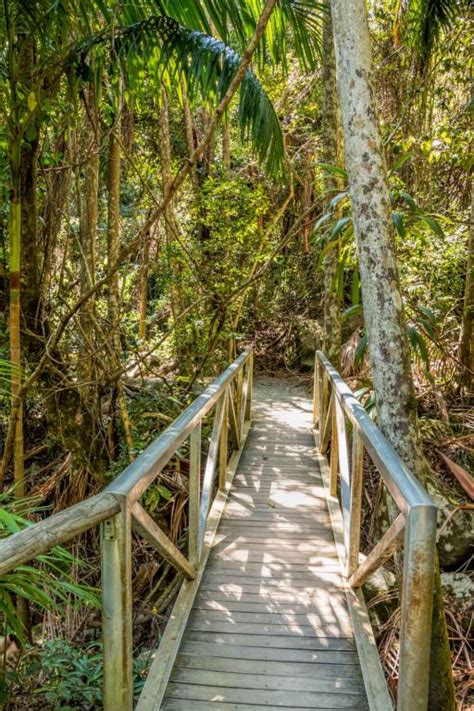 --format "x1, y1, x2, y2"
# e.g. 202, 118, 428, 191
162, 701, 275, 711
199, 576, 346, 592
170, 666, 366, 692
209, 550, 339, 564
192, 599, 349, 616
204, 562, 343, 575
164, 683, 369, 708
189, 608, 352, 626
179, 640, 360, 665
186, 619, 354, 638
131, 503, 195, 580
212, 530, 337, 542
183, 630, 356, 651
195, 588, 348, 604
